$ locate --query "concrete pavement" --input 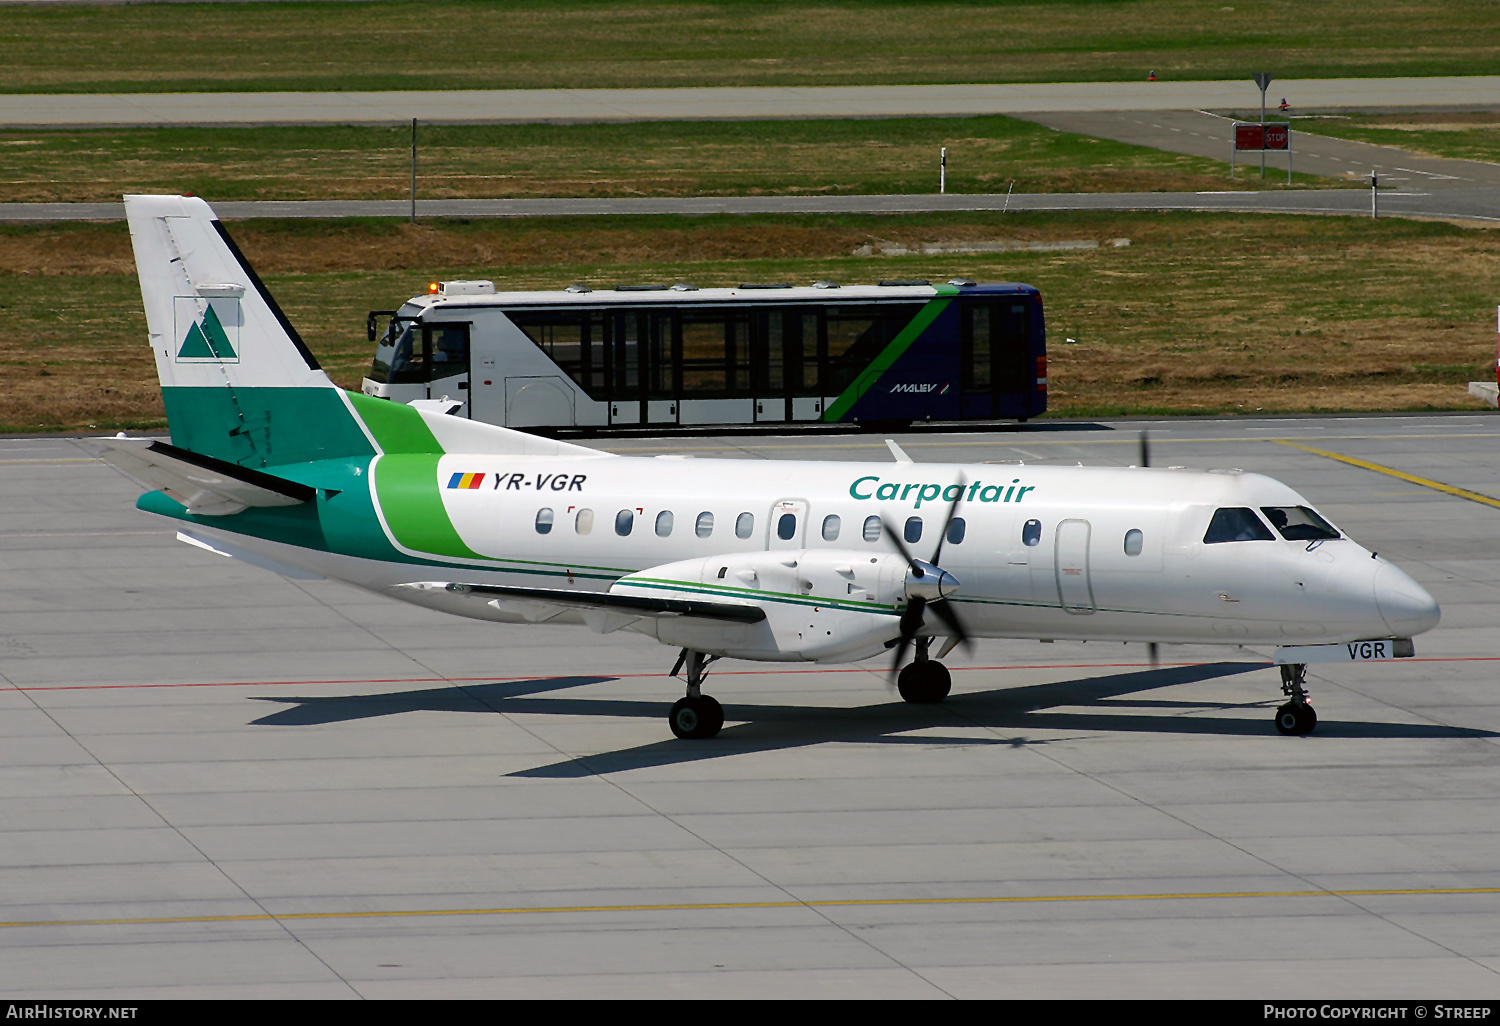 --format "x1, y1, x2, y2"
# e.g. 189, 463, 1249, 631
3, 77, 1498, 128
